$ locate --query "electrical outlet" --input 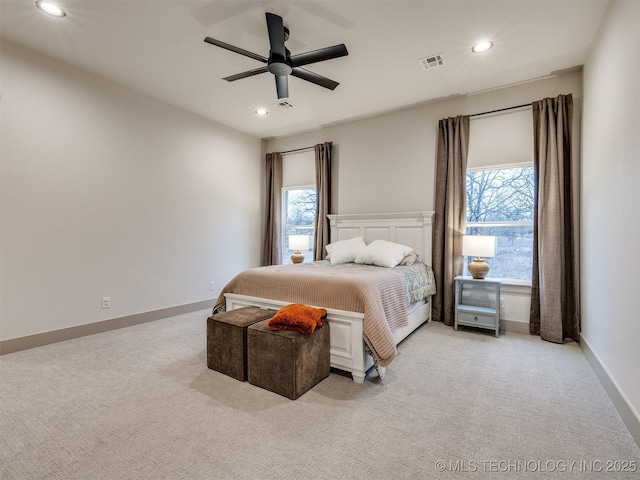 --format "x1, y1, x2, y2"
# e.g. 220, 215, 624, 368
102, 296, 111, 309
209, 281, 215, 291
